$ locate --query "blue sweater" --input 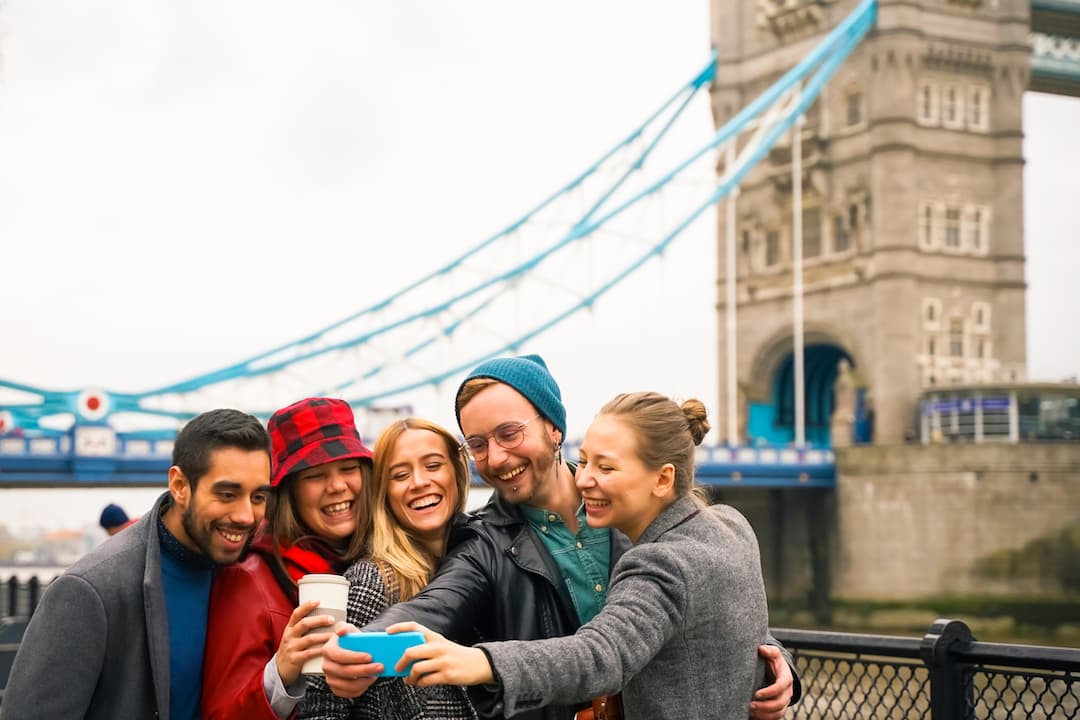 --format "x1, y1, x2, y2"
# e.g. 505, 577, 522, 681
158, 516, 215, 720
